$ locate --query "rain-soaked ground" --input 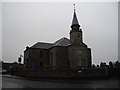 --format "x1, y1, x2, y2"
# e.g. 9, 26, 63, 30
1, 75, 119, 89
